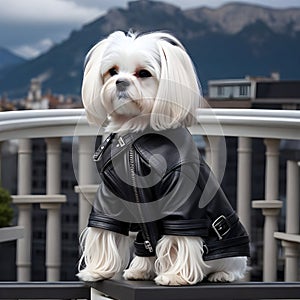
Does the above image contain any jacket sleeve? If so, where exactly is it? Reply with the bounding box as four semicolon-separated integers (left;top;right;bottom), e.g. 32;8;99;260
87;181;131;236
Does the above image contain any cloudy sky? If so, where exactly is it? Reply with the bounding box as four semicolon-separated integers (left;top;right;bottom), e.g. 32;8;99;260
1;0;300;59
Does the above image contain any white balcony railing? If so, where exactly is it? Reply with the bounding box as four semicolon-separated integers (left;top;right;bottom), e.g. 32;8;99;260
0;108;299;283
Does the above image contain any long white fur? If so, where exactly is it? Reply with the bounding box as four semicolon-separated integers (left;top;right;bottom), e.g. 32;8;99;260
154;235;209;285
123;235;247;285
151;38;201;130
77;228;130;281
154;235;247;285
79;30;248;285
81;31;202;133
123;256;156;280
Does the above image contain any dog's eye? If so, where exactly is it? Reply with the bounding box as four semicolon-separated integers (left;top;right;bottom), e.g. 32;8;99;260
108;67;118;76
137;69;152;78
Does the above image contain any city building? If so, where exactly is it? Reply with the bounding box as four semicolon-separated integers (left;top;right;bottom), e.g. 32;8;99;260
207;73;300;109
0;77;82;111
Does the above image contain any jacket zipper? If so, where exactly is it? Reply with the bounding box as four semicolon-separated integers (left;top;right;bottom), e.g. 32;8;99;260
129;146;154;253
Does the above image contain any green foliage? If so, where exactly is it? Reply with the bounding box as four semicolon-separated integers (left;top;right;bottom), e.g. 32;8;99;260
0;187;13;228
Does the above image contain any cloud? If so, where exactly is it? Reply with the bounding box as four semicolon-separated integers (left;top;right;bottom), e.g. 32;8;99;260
63;0;128;11
0;0;104;24
0;0;104;58
12;38;55;59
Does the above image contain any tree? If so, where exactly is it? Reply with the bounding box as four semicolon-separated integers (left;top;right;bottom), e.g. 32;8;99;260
0;187;13;227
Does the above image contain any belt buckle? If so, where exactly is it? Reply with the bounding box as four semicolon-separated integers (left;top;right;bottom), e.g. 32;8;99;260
212;215;230;240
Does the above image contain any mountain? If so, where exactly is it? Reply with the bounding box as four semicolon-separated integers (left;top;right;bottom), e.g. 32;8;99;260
184;2;300;34
0;48;26;70
1;0;300;97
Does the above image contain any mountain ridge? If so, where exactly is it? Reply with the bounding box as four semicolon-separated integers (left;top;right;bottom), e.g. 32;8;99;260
1;0;300;98
184;2;300;35
0;47;26;70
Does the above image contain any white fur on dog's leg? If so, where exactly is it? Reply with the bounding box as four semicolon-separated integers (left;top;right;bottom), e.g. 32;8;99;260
123;256;156;280
77;227;130;282
208;271;235;282
155;274;191;286
154;235;209;286
206;256;248;282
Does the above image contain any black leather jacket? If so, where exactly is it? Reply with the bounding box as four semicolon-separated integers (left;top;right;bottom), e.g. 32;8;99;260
89;127;250;260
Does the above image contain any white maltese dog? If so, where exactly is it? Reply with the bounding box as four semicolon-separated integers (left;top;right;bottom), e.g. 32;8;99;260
77;30;250;286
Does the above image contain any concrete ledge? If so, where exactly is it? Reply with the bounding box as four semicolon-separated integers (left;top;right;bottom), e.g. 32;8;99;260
75;185;98;194
12;195;67;205
0;109;300;142
87;277;300;300
274;232;300;243
0;226;24;243
252;200;282;209
0;282;90;299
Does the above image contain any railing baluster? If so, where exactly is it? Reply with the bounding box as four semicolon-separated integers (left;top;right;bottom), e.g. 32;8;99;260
264;139;280;201
16;139;32;281
253;138;282;282
18;139;32;195
204;136;211;166
46;138;61;194
78;136;97;234
286;161;299;242
237;137;252;281
284;160;300;281
44;137;62;281
15;203;32;281
208;136;221;181
237;137;252;234
14;195;66;283
40;199;66;282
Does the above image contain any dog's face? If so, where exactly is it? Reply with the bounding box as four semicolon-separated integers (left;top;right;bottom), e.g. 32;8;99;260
100;38;160;120
82;31;202;133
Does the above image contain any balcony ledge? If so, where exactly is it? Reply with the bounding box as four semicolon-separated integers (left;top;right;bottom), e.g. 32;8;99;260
12;195;67;205
274;232;300;243
0;109;300;141
252;200;283;209
88;277;300;300
0;226;24;243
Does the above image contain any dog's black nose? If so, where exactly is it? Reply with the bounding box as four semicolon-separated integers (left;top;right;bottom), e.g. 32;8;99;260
116;78;130;91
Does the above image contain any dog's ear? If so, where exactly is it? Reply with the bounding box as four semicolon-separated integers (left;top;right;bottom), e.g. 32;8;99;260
81;39;109;126
151;34;202;130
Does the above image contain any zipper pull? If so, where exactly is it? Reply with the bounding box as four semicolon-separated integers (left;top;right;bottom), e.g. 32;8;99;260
144;240;154;253
93;145;105;161
93;133;115;161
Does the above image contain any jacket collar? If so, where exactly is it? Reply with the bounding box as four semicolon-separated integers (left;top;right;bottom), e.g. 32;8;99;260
93;127;188;172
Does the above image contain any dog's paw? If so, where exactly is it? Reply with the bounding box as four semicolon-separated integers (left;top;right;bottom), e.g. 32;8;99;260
154;274;191;286
123;256;155;281
207;271;235;282
123;268;155;280
77;269;114;282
